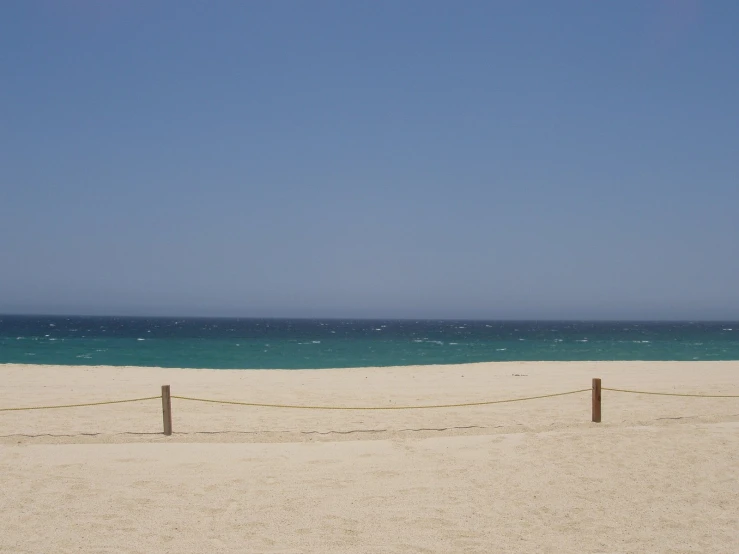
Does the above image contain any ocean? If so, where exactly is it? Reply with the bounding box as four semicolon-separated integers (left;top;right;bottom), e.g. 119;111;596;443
1;316;738;369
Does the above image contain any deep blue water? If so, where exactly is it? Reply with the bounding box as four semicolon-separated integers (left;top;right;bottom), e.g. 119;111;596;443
1;316;738;369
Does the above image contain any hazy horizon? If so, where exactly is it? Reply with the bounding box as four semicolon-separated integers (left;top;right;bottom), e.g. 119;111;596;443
2;311;738;324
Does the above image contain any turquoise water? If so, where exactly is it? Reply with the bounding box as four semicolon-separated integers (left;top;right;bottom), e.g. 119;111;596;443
1;316;738;369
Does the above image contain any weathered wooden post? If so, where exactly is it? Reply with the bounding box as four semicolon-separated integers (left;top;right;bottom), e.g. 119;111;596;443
592;378;601;423
162;385;172;435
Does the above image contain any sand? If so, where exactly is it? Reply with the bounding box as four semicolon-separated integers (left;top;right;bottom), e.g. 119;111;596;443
1;361;738;553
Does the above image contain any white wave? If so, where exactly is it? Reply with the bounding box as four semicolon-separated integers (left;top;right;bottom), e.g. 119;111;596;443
496;348;507;351
137;338;145;341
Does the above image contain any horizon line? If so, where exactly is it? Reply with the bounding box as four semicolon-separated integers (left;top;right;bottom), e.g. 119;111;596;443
1;313;738;323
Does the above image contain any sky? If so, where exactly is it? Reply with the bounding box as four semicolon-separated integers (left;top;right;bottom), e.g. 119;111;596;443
1;0;738;320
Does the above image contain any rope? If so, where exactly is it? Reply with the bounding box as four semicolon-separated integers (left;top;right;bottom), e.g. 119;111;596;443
3;386;735;413
0;396;161;412
171;389;591;410
603;388;739;398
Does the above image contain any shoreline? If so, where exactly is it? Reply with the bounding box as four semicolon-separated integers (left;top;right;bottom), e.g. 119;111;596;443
4;357;739;371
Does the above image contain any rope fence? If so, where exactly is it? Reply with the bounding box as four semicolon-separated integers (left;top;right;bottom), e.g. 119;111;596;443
1;379;737;435
170;389;591;411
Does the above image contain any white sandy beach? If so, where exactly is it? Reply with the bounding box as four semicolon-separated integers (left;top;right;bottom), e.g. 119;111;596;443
1;361;738;553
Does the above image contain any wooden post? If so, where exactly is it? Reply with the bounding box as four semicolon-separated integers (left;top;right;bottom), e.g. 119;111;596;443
592;378;601;423
162;385;172;436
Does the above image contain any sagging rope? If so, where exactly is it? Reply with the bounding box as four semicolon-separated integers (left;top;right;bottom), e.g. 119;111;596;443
603;387;739;398
2;386;738;413
0;396;161;412
170;389;592;410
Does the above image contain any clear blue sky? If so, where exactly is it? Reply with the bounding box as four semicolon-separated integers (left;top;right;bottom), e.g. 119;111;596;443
1;1;737;320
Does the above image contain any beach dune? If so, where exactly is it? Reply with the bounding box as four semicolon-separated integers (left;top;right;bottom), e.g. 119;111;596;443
1;361;738;553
